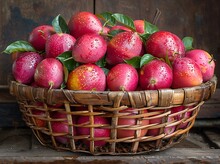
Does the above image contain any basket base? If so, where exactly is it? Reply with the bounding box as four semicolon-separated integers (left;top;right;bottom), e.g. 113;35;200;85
32;128;189;155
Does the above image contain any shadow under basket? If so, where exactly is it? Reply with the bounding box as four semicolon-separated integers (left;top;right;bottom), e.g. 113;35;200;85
9;75;217;155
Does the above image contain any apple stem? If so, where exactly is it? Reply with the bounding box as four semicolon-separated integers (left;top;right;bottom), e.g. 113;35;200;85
38;30;45;39
49;82;54;90
103;20;111;28
209;54;216;64
120;86;126;91
99;20;112;36
152;8;161;25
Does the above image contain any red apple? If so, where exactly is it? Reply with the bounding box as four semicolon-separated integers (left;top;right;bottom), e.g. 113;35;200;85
77;116;110;147
12;52;43;84
45;33;76;58
185;49;215;82
147;110;176;136
139;59;173;90
67;64;106;91
172;57;203;88
32;107;46;128
134;20;145;34
68;11;103;39
28;25;55;51
51;112;77;144
106;63;139;91
117;108;149;139
72;33;107;63
171;106;193;129
34;58;64;89
145;31;185;62
106;31;143;65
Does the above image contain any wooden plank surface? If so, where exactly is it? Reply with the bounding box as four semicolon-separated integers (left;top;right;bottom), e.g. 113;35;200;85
0;127;219;163
198;87;220;118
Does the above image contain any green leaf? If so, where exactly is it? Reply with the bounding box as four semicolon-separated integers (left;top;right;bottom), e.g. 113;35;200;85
61;66;68;89
97;12;116;27
125;54;156;68
112;13;135;31
96;56;107;68
140;54;155;68
3;40;36;54
61;82;66;89
95;56;109;75
56;51;79;72
102;67;109;75
52;14;69;34
182;37;193;51
125;56;141;68
164;54;172;68
144;20;159;34
139;33;151;43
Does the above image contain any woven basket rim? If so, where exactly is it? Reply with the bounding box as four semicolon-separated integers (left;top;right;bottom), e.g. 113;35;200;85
9;75;217;108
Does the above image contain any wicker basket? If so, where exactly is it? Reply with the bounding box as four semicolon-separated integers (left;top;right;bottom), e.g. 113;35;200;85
9;75;217;155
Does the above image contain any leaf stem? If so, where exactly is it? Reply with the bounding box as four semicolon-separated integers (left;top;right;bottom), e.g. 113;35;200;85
63;56;74;61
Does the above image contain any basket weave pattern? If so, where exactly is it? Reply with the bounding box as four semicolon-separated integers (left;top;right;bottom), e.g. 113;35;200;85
9;76;217;155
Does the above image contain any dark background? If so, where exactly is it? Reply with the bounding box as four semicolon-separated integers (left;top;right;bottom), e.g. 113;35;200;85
0;0;220;127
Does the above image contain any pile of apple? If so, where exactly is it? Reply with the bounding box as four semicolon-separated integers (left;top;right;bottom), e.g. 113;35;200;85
4;11;216;148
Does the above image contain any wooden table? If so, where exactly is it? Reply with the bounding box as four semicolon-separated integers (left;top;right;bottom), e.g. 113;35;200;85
0;122;220;164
